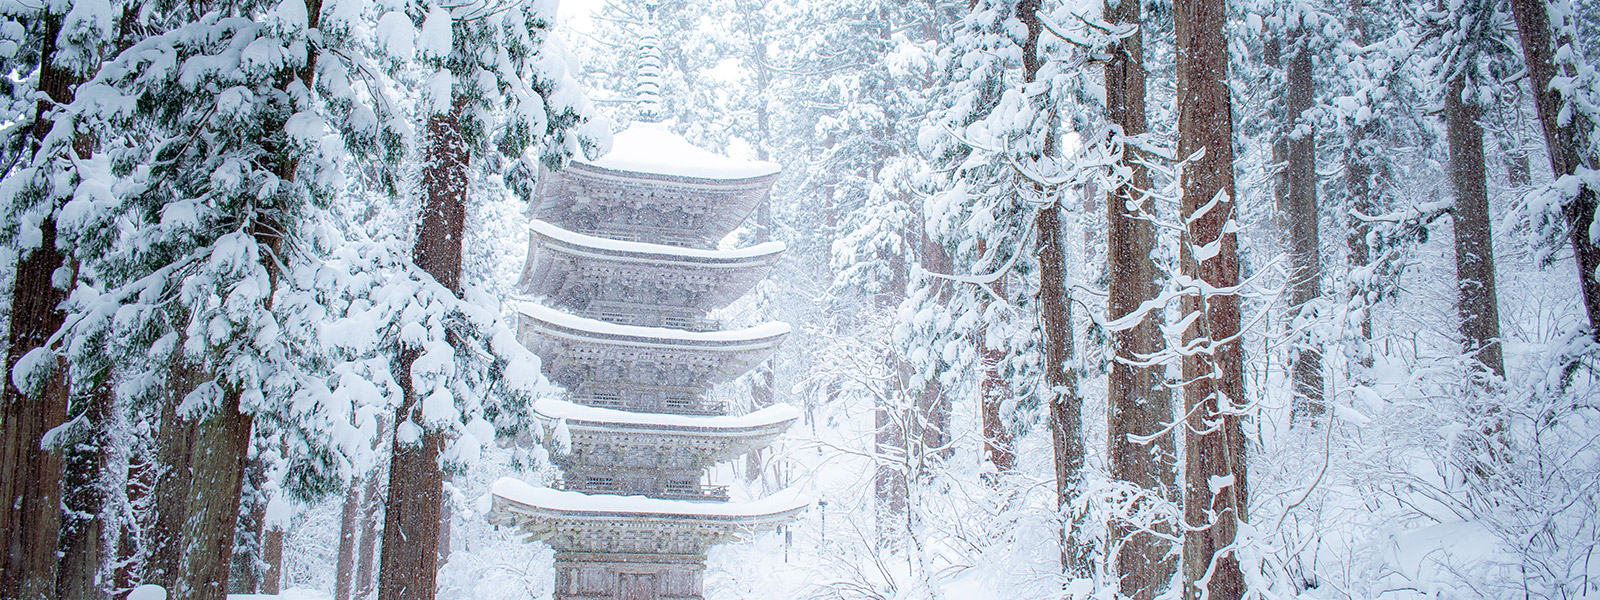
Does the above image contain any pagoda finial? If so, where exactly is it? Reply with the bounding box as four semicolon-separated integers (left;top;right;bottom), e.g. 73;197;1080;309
636;0;664;122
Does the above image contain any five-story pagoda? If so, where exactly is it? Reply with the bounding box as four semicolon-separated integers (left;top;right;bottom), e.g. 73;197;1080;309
486;8;804;598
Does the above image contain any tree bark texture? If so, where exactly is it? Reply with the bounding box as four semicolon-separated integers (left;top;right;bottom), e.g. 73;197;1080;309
353;465;385;600
1263;35;1288;234
172;392;256;600
147;359;205;589
56;382;116;600
116;446;157;594
1285;29;1324;422
1037;203;1089;578
378;346;446;600
261;526;284;595
917;228;954;465
1445;76;1507;377
335;479;363;600
230;446;271;594
979;266;1015;475
1175;0;1249;596
438;474;453;566
979;335;1015;474
1507;0;1600;338
873;363;909;545
1103;0;1177;596
262;528;284;595
0;13;77;599
379;96;469;600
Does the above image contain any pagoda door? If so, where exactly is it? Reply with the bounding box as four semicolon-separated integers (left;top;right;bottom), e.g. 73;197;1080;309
619;572;658;600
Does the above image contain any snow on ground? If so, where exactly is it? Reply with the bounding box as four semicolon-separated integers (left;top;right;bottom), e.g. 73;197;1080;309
229;592;333;600
126;586;332;600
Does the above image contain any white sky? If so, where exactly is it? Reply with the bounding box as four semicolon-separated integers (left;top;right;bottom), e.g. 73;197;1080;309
556;0;609;34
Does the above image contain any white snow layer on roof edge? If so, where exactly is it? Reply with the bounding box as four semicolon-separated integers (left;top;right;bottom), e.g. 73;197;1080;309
531;219;785;260
535;398;800;430
492;477;809;517
519;302;791;342
579;122;781;179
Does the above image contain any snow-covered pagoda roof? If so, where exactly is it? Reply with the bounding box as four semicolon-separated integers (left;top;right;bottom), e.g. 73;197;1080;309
534;124;780;248
489;478;808;523
535;398;799;436
518;219;783;314
518;302;789;350
538;399;799;473
582;122;780;180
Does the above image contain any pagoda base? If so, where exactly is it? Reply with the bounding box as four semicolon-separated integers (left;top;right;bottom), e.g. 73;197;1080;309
554;551;705;600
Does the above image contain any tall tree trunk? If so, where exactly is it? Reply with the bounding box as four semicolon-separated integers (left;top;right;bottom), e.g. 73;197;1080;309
353;465;385;600
873;364;909;546
1017;0;1088;578
1037;203;1088;577
116;443;157;594
1507;0;1600;338
335;479;363;600
1343;0;1376;381
379;96;469;600
979;329;1015;475
0;13;77;599
1285;29;1324;423
172;392;256;600
1175;0;1249;596
230;446;271;594
1445;76;1506;377
261;525;284;595
974;240;1016;476
147;358;205;589
874;207;912;546
56;382;116;600
438;474;453;566
1104;0;1177;595
1264;35;1288;236
1344;148;1376;376
172;0;321;593
917;229;954;465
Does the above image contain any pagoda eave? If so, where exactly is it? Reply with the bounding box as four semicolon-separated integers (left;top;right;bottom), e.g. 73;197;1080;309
518;303;789;353
489;479;808;526
563;159;781;187
538;399;800;438
534;163;779;246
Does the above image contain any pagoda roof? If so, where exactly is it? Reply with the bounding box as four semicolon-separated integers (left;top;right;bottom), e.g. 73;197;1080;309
535;398;799;437
528;219;785;262
518;303;789;351
519;220;783;313
534;130;780;247
489;478;808;523
581;122;780;180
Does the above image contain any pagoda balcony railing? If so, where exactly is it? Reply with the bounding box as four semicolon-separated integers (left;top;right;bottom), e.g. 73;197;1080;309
658;484;730;502
578;393;728;416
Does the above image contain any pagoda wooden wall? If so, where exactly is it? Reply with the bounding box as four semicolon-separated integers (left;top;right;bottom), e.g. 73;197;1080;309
556;554;704;600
